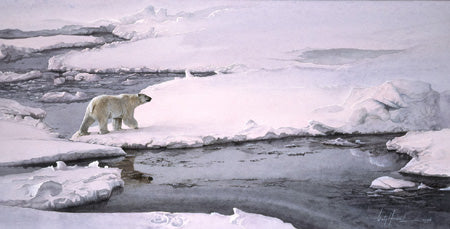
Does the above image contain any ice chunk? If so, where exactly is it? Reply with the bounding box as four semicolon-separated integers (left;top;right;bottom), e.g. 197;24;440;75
0;162;123;209
386;129;450;177
53;77;65;85
370;176;415;189
40;91;89;103
74;73;101;82
322;138;360;147
0;70;42;83
0;98;46;120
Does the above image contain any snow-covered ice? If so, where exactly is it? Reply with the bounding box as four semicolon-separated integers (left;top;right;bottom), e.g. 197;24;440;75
386;129;450;177
40;91;89;103
0;35;103;61
0;206;295;229
0;98;125;166
0;70;42;83
0;161;123;209
370;176;415;190
46;1;450;92
72;72;444;149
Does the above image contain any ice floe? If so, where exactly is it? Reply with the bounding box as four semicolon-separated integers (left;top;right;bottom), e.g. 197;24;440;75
386;129;450;177
0;35;103;61
370;176;415;190
72;69;446;149
0;70;42;83
0;98;125;166
40;91;89;103
0;206;294;229
0;161;123;209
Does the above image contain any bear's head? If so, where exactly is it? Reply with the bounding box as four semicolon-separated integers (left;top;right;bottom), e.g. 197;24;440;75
138;93;152;104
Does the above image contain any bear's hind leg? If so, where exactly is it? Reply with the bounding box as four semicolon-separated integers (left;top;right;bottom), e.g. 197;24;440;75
98;117;110;134
79;115;95;135
113;118;122;131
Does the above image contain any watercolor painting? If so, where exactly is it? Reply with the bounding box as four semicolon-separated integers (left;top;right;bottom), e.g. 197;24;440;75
0;1;449;228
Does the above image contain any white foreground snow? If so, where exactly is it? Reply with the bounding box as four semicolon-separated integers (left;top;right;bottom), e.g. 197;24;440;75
386;129;450;177
0;70;42;83
370;176;415;190
0;161;123;209
40;91;89;103
0;206;295;229
0;98;125;166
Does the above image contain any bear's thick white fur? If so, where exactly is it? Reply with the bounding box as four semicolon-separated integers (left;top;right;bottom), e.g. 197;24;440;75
73;93;151;137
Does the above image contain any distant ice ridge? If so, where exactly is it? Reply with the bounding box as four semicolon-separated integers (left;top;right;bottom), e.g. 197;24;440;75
0;70;42;83
387;129;450;177
0;98;125;166
71;68;446;149
0;35;104;61
0;206;295;229
0;161;123;210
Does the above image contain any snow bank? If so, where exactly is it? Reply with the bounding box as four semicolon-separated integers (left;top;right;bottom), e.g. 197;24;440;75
0;206;295;229
40;91;89;103
386;129;450;177
0;98;125;166
0;161;123;209
370;176;415;190
0;70;42;83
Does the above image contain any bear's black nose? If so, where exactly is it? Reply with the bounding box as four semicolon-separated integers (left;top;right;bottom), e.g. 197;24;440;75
146;97;152;102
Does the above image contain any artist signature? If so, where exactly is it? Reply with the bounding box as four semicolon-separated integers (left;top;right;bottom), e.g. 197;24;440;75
376;208;432;227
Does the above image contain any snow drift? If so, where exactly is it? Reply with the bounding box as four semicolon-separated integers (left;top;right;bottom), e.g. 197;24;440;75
0;161;123;209
386;129;450;177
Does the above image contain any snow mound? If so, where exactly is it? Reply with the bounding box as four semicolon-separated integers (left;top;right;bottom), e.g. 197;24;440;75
40;91;89;103
0;206;295;229
0;70;42;83
0;161;123;209
386;129;450;177
370;176;415;190
312;80;441;134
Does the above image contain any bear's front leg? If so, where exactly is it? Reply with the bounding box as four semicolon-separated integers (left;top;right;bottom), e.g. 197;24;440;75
98;117;110;134
124;117;138;129
113;118;122;131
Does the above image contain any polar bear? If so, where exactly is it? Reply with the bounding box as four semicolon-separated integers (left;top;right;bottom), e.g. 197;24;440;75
73;93;152;137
